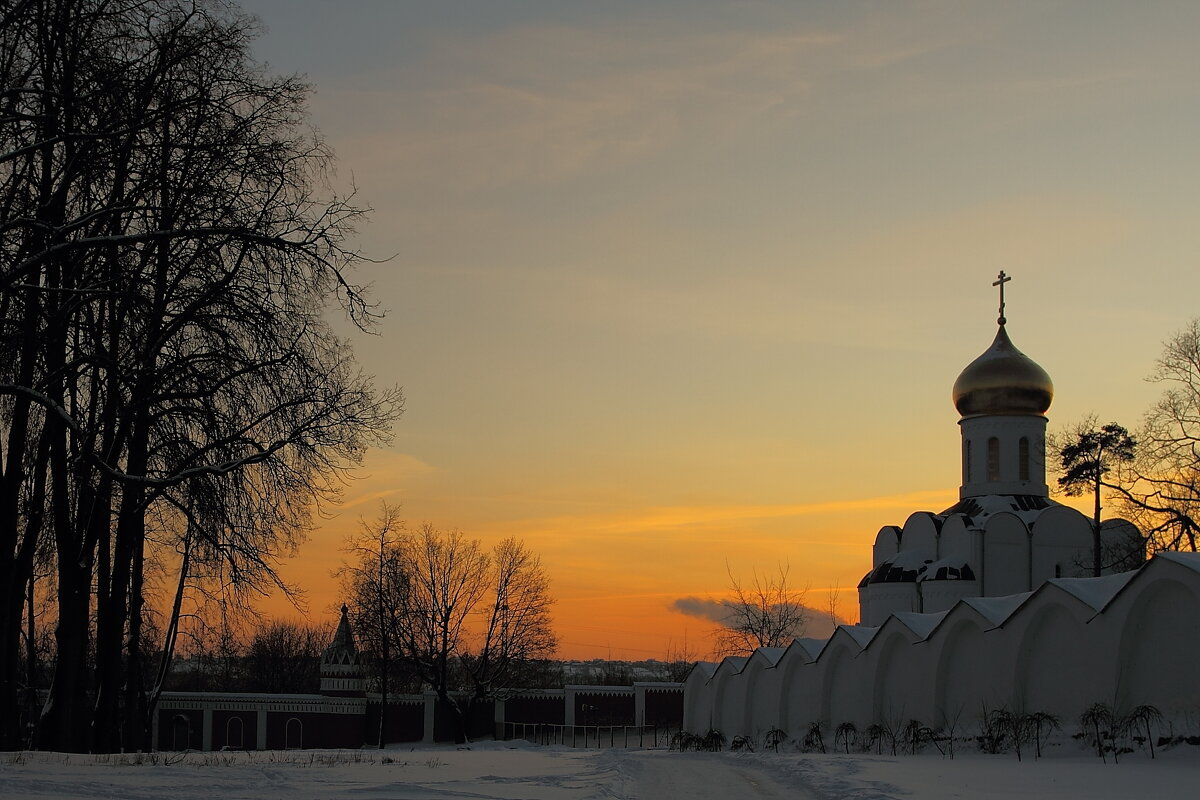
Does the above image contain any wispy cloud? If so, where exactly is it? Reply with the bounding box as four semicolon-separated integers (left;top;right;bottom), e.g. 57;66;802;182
337;450;440;511
670;596;732;625
670;595;849;640
498;488;952;540
315;16;974;196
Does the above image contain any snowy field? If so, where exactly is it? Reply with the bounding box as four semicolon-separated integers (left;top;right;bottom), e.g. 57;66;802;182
2;740;1198;799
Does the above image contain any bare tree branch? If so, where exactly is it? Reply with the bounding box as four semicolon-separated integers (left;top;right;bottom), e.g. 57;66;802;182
713;562;807;657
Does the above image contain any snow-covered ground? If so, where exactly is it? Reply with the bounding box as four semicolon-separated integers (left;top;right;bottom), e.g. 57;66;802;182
2;740;1198;799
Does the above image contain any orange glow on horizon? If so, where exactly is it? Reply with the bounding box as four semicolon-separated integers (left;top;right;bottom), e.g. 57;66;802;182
255;472;975;661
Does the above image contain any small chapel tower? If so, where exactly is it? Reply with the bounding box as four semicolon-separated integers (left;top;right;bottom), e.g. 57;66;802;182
319;604;366;697
951;271;1054;499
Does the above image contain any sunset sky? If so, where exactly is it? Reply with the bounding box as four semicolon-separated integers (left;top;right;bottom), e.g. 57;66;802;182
238;1;1200;660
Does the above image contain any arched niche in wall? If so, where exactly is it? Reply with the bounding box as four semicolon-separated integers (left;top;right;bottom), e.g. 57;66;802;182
682;665;717;732
1116;576;1200;712
982;512;1030;596
1012;598;1096;717
777;642;820;735
709;659;746;734
171;714;191;751
739;656;769;738
932;615;995;729
819;632;871;728
285;717;303;750
870;629;920;725
226;716;244;750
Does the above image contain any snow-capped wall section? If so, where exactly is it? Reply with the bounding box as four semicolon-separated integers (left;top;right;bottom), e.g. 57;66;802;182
888;610;948;640
684;553;1200;741
785;638;826;662
959;591;1034;627
1152;549;1200;574
1045;571;1136;613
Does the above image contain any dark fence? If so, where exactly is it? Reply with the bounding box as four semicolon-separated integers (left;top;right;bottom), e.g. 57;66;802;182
500;721;676;749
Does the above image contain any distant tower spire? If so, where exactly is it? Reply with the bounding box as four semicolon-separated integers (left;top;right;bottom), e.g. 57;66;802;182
320;603;364;696
993;270;1011;326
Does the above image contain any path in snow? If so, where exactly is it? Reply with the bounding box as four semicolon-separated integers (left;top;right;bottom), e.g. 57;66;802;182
595;750;817;800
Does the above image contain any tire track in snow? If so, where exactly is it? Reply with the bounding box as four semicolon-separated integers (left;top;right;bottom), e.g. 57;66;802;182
588;751;820;800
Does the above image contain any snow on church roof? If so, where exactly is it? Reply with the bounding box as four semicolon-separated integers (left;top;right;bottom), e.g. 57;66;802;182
863;551;976;587
938;492;1060;530
864;554;1190;645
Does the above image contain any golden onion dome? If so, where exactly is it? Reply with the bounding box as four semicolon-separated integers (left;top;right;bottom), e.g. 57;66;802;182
952;325;1053;417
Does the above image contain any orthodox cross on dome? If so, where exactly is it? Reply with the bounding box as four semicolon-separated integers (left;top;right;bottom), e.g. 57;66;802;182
993;270;1011;325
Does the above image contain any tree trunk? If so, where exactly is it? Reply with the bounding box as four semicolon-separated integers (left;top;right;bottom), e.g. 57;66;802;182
377;641;388;748
1093;470;1102;577
0;425;43;750
91;437;142;751
438;688;471;745
147;525;192;740
123;537;147;750
36;419;95;754
0;264;45;750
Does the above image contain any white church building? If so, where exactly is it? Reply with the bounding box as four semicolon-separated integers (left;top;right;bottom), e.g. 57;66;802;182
683;276;1200;741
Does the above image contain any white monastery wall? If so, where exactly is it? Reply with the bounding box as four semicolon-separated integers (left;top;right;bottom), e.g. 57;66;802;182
684;553;1200;742
681;664;716;732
